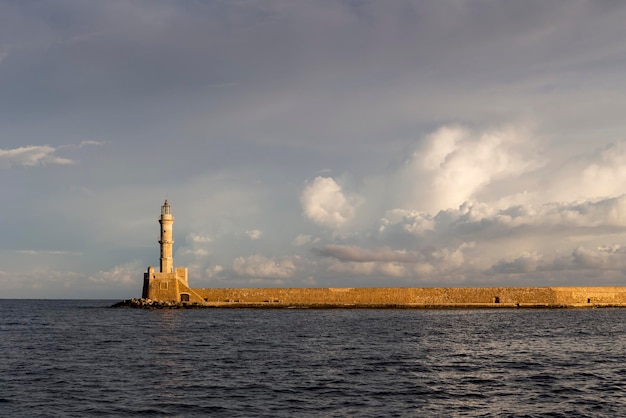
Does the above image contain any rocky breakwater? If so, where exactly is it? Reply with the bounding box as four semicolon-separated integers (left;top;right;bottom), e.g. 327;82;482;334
111;298;207;309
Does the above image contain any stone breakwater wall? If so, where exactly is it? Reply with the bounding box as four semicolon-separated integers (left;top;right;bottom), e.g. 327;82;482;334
192;286;626;307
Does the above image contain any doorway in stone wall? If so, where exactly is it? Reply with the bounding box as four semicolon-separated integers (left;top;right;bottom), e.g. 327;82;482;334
180;293;190;302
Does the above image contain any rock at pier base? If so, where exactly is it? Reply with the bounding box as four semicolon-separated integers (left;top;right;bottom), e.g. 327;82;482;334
111;298;207;309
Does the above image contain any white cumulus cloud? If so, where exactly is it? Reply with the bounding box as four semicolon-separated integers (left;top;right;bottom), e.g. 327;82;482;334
395;125;542;213
300;176;355;228
580;141;626;199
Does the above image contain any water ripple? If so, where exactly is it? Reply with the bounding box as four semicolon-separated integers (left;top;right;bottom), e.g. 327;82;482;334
2;301;626;416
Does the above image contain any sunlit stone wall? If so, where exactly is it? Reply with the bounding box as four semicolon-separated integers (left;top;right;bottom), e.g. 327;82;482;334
192;287;626;306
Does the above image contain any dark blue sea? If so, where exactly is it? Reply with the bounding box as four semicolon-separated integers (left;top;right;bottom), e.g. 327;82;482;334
1;300;626;417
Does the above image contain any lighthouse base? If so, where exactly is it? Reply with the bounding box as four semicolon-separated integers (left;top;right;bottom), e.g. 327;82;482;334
142;266;204;303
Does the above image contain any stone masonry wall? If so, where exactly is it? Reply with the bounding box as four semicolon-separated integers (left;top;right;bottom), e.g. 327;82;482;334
192;287;626;306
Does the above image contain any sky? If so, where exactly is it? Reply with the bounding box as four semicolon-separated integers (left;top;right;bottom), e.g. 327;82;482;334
3;0;626;298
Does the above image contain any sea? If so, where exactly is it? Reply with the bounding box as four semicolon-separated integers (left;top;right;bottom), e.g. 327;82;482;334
1;300;625;417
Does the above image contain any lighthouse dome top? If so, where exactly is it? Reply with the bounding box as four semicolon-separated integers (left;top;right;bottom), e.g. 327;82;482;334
161;199;171;215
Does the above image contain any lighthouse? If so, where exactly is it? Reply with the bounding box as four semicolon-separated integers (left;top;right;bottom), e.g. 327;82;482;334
159;200;174;273
142;200;194;302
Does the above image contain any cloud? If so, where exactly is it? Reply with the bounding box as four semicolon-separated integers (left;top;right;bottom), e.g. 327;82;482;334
292;234;315;246
488;252;544;275
232;254;298;279
328;261;416;279
316;243;474;279
572;245;626;270
300;176;355;228
59;140;105;150
0;145;74;168
205;264;224;279
245;229;263;240
486;244;626;279
60;140;105;149
0;269;83;295
380;195;626;243
314;245;420;263
79;140;104;147
393;125;542;213
579;141;626;199
176;233;213;265
188;233;211;243
308;131;626;283
181;248;209;257
88;260;143;285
